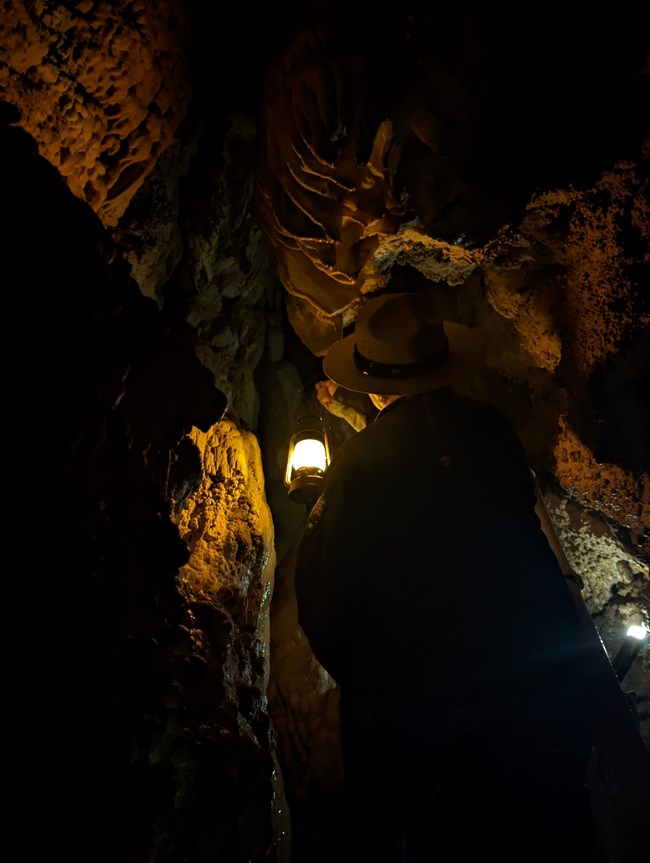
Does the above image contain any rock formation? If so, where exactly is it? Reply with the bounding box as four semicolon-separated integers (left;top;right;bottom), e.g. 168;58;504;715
2;2;648;861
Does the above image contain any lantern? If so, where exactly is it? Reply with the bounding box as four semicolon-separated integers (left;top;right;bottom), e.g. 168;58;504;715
612;623;648;683
285;414;331;505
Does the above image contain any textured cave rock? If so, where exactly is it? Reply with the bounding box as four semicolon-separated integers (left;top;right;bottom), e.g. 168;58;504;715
3;2;649;862
255;2;650;563
170;419;280;861
256;2;650;853
3;110;273;861
1;0;193;227
3;106;279;862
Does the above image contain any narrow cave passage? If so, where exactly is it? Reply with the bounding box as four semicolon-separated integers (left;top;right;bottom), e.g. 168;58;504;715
2;2;648;861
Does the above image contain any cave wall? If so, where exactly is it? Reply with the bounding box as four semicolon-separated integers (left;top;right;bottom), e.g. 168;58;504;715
1;0;193;227
255;1;650;559
2;2;648;862
256;9;650;832
2;3;288;860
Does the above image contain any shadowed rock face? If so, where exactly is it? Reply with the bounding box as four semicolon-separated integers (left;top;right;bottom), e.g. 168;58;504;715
1;1;193;226
255;2;649;560
257;9;650;844
4;2;646;552
2;1;648;861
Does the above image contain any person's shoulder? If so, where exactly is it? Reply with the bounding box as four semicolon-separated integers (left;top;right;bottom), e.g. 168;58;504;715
442;390;521;440
454;390;511;419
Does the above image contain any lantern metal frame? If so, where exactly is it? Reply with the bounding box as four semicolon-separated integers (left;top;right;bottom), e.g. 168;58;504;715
284;414;331;505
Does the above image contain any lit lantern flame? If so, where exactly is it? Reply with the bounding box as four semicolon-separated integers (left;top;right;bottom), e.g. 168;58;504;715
290;438;328;473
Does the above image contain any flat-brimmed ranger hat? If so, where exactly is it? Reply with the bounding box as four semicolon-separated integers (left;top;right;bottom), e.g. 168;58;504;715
323;292;485;395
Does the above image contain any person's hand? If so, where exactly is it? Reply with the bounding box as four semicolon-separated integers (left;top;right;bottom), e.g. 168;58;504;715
315;379;338;411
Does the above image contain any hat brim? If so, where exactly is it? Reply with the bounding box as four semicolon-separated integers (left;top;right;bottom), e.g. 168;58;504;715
323;321;485;395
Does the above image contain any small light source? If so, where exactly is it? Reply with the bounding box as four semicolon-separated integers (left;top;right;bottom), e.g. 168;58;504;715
285;415;330;505
612;623;648;683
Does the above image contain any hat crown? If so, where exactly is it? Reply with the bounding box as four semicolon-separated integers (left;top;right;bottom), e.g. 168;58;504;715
355;293;447;367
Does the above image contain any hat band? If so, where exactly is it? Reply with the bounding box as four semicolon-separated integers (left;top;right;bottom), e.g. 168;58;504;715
353;340;449;380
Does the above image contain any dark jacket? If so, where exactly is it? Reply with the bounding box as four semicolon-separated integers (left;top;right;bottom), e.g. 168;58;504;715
294;388;597;741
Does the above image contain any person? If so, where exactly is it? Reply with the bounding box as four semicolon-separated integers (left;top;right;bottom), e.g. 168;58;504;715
293;292;602;862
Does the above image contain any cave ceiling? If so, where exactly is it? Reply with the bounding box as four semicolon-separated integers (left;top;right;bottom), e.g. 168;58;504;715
2;1;649;566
